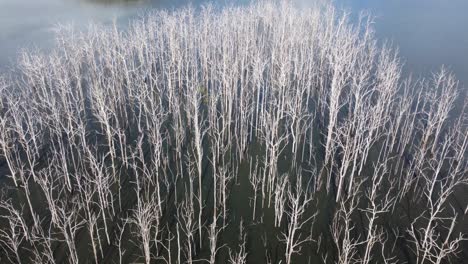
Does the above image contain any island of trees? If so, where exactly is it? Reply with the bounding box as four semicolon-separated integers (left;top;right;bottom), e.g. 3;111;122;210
0;1;466;263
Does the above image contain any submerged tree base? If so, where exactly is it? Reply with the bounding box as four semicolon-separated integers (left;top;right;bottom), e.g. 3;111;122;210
0;1;467;263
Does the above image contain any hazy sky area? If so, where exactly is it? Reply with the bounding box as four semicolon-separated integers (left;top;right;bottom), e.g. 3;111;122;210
0;0;467;87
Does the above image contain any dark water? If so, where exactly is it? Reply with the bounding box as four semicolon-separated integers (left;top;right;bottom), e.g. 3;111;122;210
0;1;466;262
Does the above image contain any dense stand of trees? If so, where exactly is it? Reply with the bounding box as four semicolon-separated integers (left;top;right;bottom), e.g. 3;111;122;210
0;1;466;263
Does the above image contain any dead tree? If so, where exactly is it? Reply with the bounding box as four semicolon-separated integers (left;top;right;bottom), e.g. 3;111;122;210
0;199;28;264
331;182;362;264
260;105;289;208
206;213;225;264
186;82;207;247
177;196;198;264
54;199;84;264
85;147;115;244
129;195;162;264
274;174;288;227
360;155;396;264
280;172;316;264
0;103;20;187
408;129;467;264
228;219;248;264
249;157;262;221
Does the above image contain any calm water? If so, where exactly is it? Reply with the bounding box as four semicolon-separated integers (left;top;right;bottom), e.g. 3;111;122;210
0;0;226;69
337;0;468;88
1;0;467;87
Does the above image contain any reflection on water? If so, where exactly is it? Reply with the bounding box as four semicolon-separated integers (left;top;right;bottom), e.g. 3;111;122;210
0;0;212;69
0;0;142;69
337;0;468;87
82;0;147;4
1;0;468;89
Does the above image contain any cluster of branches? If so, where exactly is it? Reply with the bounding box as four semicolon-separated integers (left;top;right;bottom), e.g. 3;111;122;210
0;1;466;263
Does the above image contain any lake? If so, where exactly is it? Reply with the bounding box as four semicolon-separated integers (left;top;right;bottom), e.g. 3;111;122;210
336;0;468;88
1;0;467;87
0;1;467;262
0;0;238;70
